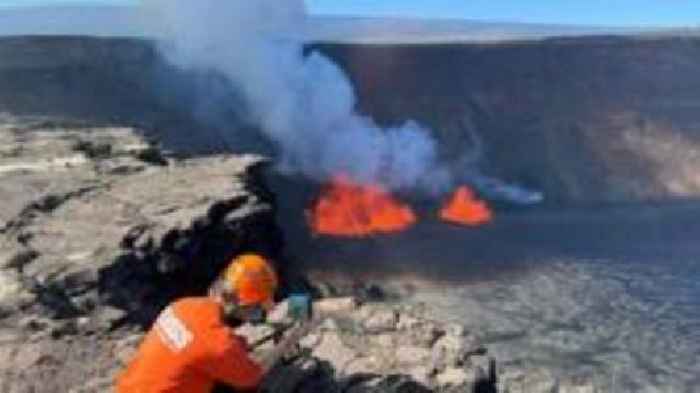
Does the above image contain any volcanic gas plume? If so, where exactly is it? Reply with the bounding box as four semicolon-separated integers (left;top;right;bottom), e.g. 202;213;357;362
141;0;453;193
142;0;505;238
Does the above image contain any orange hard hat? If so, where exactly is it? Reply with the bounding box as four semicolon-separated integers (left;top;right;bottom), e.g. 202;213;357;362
224;254;278;309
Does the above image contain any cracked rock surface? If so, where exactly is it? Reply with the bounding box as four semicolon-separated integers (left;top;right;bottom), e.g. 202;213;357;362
244;299;491;393
239;299;595;393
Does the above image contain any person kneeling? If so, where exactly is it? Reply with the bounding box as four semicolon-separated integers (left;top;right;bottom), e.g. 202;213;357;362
116;253;308;393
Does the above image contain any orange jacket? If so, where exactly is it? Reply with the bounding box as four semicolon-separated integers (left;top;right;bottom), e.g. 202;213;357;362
116;297;263;393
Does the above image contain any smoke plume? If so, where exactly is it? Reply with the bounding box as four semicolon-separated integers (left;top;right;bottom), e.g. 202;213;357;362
142;0;451;192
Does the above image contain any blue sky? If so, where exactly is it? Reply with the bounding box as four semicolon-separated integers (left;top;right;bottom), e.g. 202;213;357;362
1;0;699;27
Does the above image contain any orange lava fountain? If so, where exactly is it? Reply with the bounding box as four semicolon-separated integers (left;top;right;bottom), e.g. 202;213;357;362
440;186;493;226
309;175;416;237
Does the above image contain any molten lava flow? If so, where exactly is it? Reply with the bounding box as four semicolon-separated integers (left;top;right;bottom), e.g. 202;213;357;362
440;186;493;226
309;176;416;237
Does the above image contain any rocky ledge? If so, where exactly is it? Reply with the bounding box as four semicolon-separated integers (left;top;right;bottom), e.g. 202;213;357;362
0;116;595;393
0;115;280;392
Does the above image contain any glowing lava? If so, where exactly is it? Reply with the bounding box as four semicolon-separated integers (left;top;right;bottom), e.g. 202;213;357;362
309;175;416;237
440;186;493;226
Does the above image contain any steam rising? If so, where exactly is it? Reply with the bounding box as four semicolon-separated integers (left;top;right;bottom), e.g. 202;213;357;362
142;0;451;192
